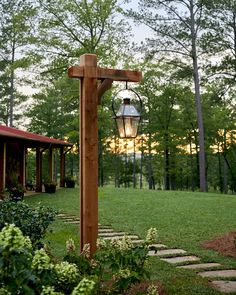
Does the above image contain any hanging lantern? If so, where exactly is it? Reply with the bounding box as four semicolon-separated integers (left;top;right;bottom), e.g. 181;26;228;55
112;84;142;139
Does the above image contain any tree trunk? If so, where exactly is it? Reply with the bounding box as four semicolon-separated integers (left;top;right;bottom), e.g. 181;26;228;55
189;137;195;191
133;139;136;188
223;157;228;194
217;145;223;193
9;41;16;127
164;133;170;190
190;0;207;192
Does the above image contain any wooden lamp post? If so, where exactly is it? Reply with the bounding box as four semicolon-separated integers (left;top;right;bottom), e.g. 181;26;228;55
68;54;142;255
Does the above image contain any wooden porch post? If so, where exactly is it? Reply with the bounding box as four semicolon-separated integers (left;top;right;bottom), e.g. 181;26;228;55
49;147;53;181
36;147;42;192
68;54;142;255
0;143;6;192
60;147;65;187
19;144;26;186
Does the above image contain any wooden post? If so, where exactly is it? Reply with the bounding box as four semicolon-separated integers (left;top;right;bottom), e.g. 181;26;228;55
36;147;42;192
60;147;65;187
0;143;6;192
68;54;142;255
79;54;98;254
49;147;53;181
19;144;26;186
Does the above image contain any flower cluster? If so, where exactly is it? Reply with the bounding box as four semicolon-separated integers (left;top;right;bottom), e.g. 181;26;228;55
32;248;53;271
147;284;159;295
81;243;90;258
71;278;95;295
66;238;76;253
119;236;133;251
110;236;133;251
115;268;131;279
55;262;79;285
145;227;158;245
40;286;63;295
0;286;11;295
0;224;32;252
96;238;107;249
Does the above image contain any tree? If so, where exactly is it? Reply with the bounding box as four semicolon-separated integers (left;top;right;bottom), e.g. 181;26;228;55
35;0;131;77
129;0;209;191
0;0;37;126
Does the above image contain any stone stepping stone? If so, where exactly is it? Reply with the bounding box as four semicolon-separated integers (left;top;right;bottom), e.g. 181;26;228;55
161;255;200;264
148;249;187;257
177;263;221;270
210;281;236;293
98;232;126;237
149;244;167;249
103;235;140;240
98;224;111;229
64;221;80;224
199;270;236;278
98;229;114;233
132;239;144;244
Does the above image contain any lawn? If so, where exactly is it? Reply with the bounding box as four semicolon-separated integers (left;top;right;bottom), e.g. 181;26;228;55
25;187;236;295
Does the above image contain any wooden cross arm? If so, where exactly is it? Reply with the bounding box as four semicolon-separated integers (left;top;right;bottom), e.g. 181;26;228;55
68;66;142;82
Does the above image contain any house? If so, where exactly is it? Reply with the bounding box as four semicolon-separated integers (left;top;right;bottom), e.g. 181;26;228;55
0;125;73;193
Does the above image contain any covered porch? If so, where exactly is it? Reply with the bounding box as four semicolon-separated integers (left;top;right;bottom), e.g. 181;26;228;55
0;125;73;193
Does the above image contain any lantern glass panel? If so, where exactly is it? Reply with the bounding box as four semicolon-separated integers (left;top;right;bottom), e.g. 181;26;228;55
116;117;125;138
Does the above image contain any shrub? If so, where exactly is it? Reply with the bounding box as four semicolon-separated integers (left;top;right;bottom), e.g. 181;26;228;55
64;230;158;294
0;224;33;294
0;200;57;248
0;224;157;295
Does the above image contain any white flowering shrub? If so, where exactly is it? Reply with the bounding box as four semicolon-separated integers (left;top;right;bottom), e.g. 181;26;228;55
71;278;95;295
147;284;159;295
54;261;80;293
40;286;63;295
0;225;157;294
0;287;11;295
145;227;158;245
0;223;32;252
32;248;53;271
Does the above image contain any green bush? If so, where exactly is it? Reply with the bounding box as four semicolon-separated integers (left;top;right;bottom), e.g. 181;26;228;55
0;200;57;248
0;224;157;295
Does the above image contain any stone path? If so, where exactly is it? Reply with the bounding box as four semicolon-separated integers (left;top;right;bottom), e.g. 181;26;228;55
57;213;236;293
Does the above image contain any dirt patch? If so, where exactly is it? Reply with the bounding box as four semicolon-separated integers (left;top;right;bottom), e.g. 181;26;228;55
202;231;236;258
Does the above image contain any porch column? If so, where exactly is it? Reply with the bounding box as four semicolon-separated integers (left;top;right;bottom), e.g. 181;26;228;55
0;143;6;192
60;147;65;187
36;147;42;192
19;144;26;186
49;147;54;181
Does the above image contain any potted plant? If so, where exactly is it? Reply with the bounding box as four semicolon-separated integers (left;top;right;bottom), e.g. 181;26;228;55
65;176;76;188
8;183;25;201
44;180;57;193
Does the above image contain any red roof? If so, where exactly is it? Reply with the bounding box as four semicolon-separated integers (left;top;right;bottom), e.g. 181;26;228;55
0;125;72;146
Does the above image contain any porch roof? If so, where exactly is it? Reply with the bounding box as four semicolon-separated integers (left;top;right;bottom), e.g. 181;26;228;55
0;125;73;147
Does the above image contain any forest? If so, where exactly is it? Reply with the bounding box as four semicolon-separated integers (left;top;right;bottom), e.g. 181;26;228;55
1;0;236;193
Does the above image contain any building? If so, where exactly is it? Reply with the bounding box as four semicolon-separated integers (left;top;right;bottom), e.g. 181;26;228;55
0;125;73;193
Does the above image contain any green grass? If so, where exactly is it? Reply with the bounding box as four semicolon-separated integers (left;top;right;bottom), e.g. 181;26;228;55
25;187;236;295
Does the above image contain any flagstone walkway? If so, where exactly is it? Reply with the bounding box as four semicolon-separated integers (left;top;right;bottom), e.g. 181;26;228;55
57;213;236;294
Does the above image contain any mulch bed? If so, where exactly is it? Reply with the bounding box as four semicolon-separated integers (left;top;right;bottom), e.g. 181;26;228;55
202;231;236;258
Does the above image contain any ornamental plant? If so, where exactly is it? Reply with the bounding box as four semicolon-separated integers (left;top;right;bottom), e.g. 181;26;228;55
64;229;158;294
0;200;57;248
0;224;157;295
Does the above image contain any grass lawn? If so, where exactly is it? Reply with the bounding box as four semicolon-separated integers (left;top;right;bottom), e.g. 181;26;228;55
25;187;236;295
